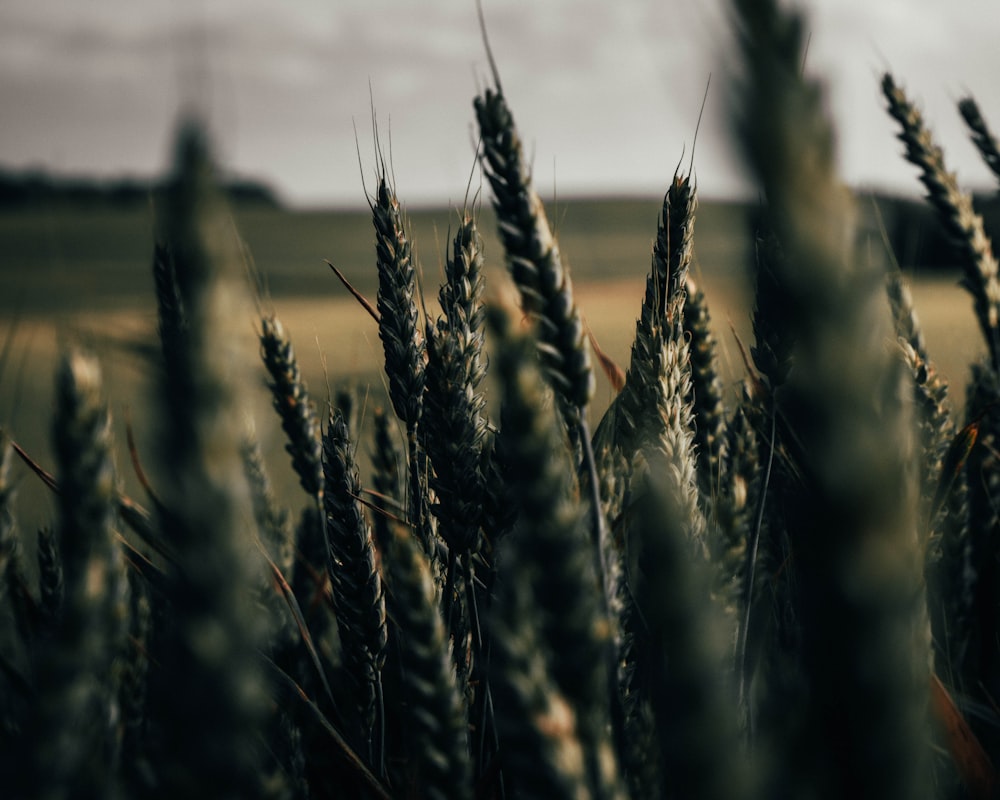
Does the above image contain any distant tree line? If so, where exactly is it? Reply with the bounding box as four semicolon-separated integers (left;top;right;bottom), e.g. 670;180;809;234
866;192;999;269
755;190;1000;270
0;167;282;209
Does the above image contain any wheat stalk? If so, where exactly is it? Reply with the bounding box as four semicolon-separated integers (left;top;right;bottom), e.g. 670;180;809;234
152;121;269;798
735;3;932;797
490;304;624;799
28;349;126;799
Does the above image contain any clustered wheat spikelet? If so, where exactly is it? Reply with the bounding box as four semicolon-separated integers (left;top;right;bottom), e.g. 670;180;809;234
322;408;387;770
242;432;295;578
684;276;727;501
422;217;488;555
373;177;426;429
607;171;699;466
382;521;470;799
371;174;432;558
260;314;324;502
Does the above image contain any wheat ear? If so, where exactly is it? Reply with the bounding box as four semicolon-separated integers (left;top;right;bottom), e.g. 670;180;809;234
371;175;432;556
736;3;932;797
119;568;152;791
883;73;1000;372
322;408;388;774
29;349;126;798
260;314;324;504
35;526;63;630
423;215;488;555
474;86;594;414
898;339;972;687
152;120;268;797
369;406;403;553
241;433;295;580
963;363;1000;705
382;521;471;800
490;304;625;799
487;490;593;800
684;276;727;501
958;96;1000;187
612;171;698;460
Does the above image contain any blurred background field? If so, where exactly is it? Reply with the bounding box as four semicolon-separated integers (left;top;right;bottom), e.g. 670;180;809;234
0;194;986;534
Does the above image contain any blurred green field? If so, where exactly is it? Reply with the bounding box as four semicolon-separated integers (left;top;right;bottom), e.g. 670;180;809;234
0;198;986;534
0;196;753;311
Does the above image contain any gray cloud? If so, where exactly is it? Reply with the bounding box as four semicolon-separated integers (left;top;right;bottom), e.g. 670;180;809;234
1;0;998;205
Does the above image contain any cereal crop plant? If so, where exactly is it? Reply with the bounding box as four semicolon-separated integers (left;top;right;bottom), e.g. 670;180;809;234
0;0;997;798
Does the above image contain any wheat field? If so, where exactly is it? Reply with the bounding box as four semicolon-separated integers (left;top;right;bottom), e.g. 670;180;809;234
0;0;998;798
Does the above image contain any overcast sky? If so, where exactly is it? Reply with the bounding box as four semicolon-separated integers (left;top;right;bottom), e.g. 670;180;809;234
2;0;999;207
